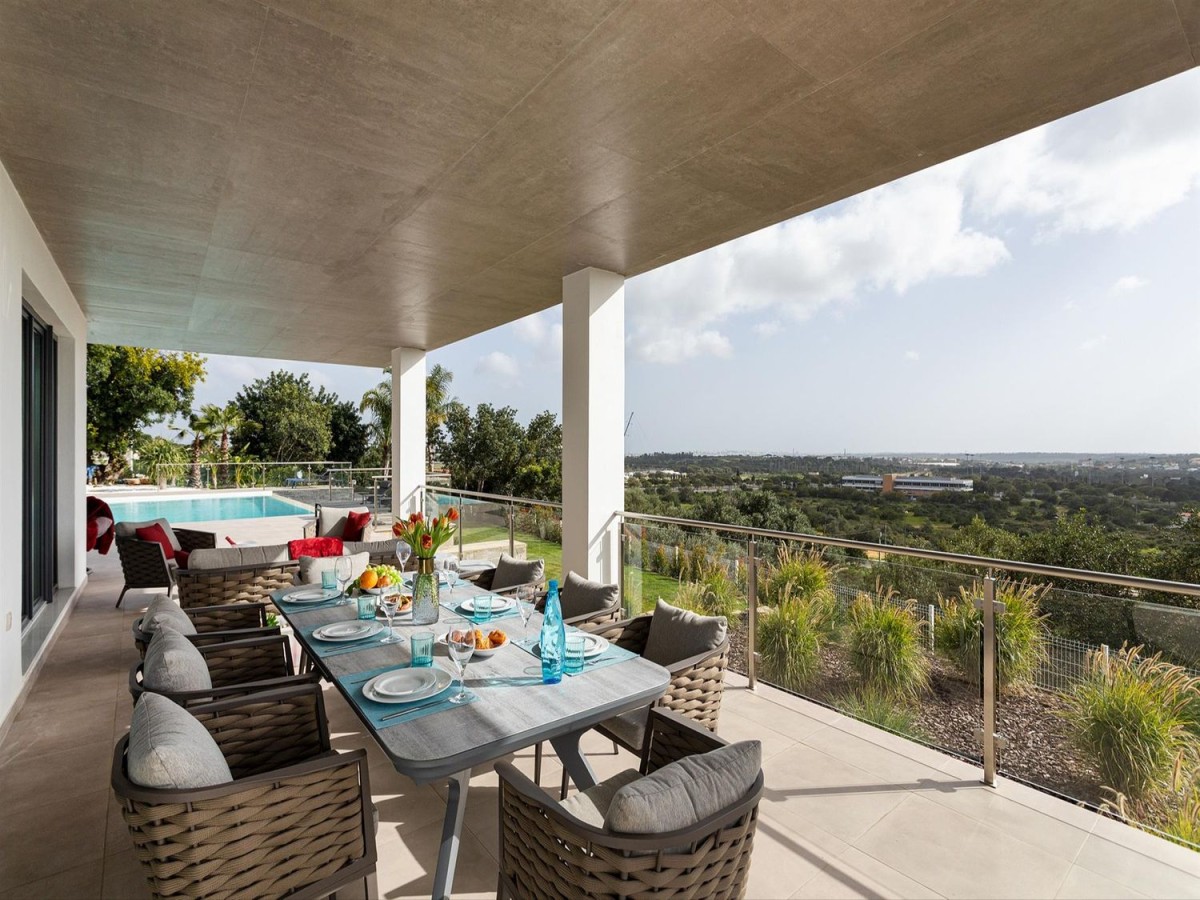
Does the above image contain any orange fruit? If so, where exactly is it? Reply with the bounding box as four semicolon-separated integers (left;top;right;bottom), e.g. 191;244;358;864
358;570;378;590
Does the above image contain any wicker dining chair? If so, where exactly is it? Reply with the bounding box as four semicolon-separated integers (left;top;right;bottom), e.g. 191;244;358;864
112;684;377;900
131;600;277;658
115;525;216;607
177;559;300;609
130;632;316;707
497;709;763;900
470;554;546;597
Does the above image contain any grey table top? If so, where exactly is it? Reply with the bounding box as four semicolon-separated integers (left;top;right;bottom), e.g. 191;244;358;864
277;585;669;782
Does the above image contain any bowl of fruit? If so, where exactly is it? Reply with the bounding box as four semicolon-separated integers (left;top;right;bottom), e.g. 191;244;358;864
443;628;508;658
358;564;404;594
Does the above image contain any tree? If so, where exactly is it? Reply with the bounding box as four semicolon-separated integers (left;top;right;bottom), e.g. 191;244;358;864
441;402;563;500
200;402;249;487
426;363;454;468
359;371;392;472
86;345;205;482
322;393;369;466
234;371;331;462
176;407;219;488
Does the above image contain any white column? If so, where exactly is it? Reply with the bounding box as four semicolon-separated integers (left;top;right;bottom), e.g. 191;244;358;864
390;347;426;519
561;267;625;585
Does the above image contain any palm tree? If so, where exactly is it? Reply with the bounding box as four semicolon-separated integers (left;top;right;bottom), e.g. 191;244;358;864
176;408;218;489
426;364;453;469
360;370;392;473
202;402;247;487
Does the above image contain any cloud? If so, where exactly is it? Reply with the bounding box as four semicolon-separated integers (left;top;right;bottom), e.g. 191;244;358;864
753;321;781;338
904;350;920;362
513;309;563;354
1079;335;1109;352
475;351;519;380
627;164;1009;363
1111;275;1148;294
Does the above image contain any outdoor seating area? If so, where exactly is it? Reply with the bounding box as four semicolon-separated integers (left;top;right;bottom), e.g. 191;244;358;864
3;539;1199;899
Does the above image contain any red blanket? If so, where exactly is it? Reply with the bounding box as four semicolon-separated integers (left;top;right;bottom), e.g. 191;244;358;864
288;537;345;560
86;496;115;554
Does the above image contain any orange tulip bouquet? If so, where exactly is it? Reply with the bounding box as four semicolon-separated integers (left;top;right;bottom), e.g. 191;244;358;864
391;507;459;559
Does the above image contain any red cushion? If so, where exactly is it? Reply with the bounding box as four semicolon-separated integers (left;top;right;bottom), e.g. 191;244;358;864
288;537;345;560
175;549;190;570
344;511;372;542
135;523;175;560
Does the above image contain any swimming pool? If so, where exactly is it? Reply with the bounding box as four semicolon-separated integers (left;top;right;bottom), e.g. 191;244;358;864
104;493;311;525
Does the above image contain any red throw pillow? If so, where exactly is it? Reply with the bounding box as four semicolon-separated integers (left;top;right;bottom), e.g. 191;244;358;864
288;537;345;560
135;523;175;561
344;511;372;542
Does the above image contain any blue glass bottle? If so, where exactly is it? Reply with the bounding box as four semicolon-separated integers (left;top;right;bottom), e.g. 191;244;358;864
540;579;565;684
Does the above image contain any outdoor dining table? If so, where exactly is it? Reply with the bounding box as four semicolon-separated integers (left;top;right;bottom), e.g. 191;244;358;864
272;580;670;900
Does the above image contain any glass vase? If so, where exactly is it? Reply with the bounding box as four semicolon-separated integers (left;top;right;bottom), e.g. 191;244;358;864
411;556;440;625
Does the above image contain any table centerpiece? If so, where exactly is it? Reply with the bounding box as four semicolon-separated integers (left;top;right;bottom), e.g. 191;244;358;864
393;507;458;624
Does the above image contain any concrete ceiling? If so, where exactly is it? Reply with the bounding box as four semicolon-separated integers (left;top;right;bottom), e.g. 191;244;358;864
0;1;1196;366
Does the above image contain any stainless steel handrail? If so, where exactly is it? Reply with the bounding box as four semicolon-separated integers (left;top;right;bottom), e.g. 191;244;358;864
620;511;1200;598
424;486;564;510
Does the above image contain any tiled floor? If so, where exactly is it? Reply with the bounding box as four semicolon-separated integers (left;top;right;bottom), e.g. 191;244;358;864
2;545;1199;899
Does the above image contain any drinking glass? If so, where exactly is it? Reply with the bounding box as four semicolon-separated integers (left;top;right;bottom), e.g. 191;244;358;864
410;631;434;667
472;594;493;624
334;555;353;606
396;541;412;573
516;584;535;629
447;630;475;703
379;591;401;644
444;561;460;594
565;634;587;675
320;569;337;592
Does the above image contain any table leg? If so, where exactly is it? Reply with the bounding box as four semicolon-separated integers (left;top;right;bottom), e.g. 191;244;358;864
549;730;597;792
431;769;470;900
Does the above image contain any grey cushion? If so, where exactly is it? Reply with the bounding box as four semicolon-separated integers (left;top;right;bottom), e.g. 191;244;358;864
606;740;761;834
186;543;289;571
142;626;213;694
140;594;196;637
561;571;619;620
642;600;727;668
115;517;181;551
318;506;370;538
127;693;232;789
298;551;370;585
492;554;545;591
343;539;397;559
560;769;642;829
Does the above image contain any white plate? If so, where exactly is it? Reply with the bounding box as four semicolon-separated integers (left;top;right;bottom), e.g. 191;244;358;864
287;587;340;603
313;621;383;642
535;633;606;658
365;666;452;703
459;595;513;614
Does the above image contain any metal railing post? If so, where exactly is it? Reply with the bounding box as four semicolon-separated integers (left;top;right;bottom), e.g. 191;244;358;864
508;503;516;556
982;575;998;786
619;519;627;616
457;501;465;560
747;539;758;691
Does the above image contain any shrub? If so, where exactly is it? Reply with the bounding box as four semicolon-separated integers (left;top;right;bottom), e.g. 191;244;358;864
846;587;929;700
757;595;831;691
672;565;743;619
1061;646;1200;800
839;689;924;740
934;581;1049;692
760;545;837;609
650;544;669;575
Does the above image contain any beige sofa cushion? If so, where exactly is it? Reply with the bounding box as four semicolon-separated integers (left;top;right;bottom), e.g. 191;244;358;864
298;551;370;584
318;506;370;538
187;544;290;571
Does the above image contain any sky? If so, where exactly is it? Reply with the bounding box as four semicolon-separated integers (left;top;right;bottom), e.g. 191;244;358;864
189;69;1200;456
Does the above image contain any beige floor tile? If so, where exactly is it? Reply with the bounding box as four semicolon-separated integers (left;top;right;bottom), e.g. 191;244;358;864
0;789;108;887
743;817;831;899
100;848;151;899
791;846;945;899
715;708;799;761
0;859;103;900
1072;835;1200;900
1054;865;1151;900
761;743;909;843
373;823;498;899
0;739;114;812
0;696;117;765
802;721;951;785
854;794;1073;899
1087;813;1200;873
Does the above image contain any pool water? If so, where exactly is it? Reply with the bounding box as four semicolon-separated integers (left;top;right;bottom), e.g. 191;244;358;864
104;493;310;525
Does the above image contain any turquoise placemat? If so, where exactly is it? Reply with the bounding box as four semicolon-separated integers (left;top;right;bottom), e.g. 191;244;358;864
298;620;395;658
335;663;477;729
514;635;638;676
272;586;347;615
440;599;521;622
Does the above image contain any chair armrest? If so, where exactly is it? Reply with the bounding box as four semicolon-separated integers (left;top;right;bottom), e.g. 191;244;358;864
641;708;728;774
189;683;332;778
116;537;173;586
302;519;317;539
487;579;543;598
174;528;217;553
564;600;622;629
186;601;272;631
198;633;295;686
472;568;497;591
584;613;652;655
130;665;320;706
190;626;281;649
659;641;728;733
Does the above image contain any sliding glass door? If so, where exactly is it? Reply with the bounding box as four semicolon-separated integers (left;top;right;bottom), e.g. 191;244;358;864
22;306;57;624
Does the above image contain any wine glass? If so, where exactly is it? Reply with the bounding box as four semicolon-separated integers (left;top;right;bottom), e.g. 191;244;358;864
516;584;535;629
443;558;459;594
379;590;401;644
446;629;475;704
334;555;353;606
396;540;412;572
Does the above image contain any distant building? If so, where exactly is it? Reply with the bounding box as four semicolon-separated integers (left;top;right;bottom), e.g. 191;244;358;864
842;474;974;495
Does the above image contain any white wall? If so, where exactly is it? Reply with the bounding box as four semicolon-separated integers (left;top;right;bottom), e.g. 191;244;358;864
0;159;88;725
390;346;426;518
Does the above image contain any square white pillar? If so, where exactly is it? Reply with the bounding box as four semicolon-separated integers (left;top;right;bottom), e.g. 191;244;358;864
390;347;426;519
562;267;625;585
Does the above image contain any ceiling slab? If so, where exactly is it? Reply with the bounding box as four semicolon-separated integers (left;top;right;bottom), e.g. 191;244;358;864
0;0;1194;366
